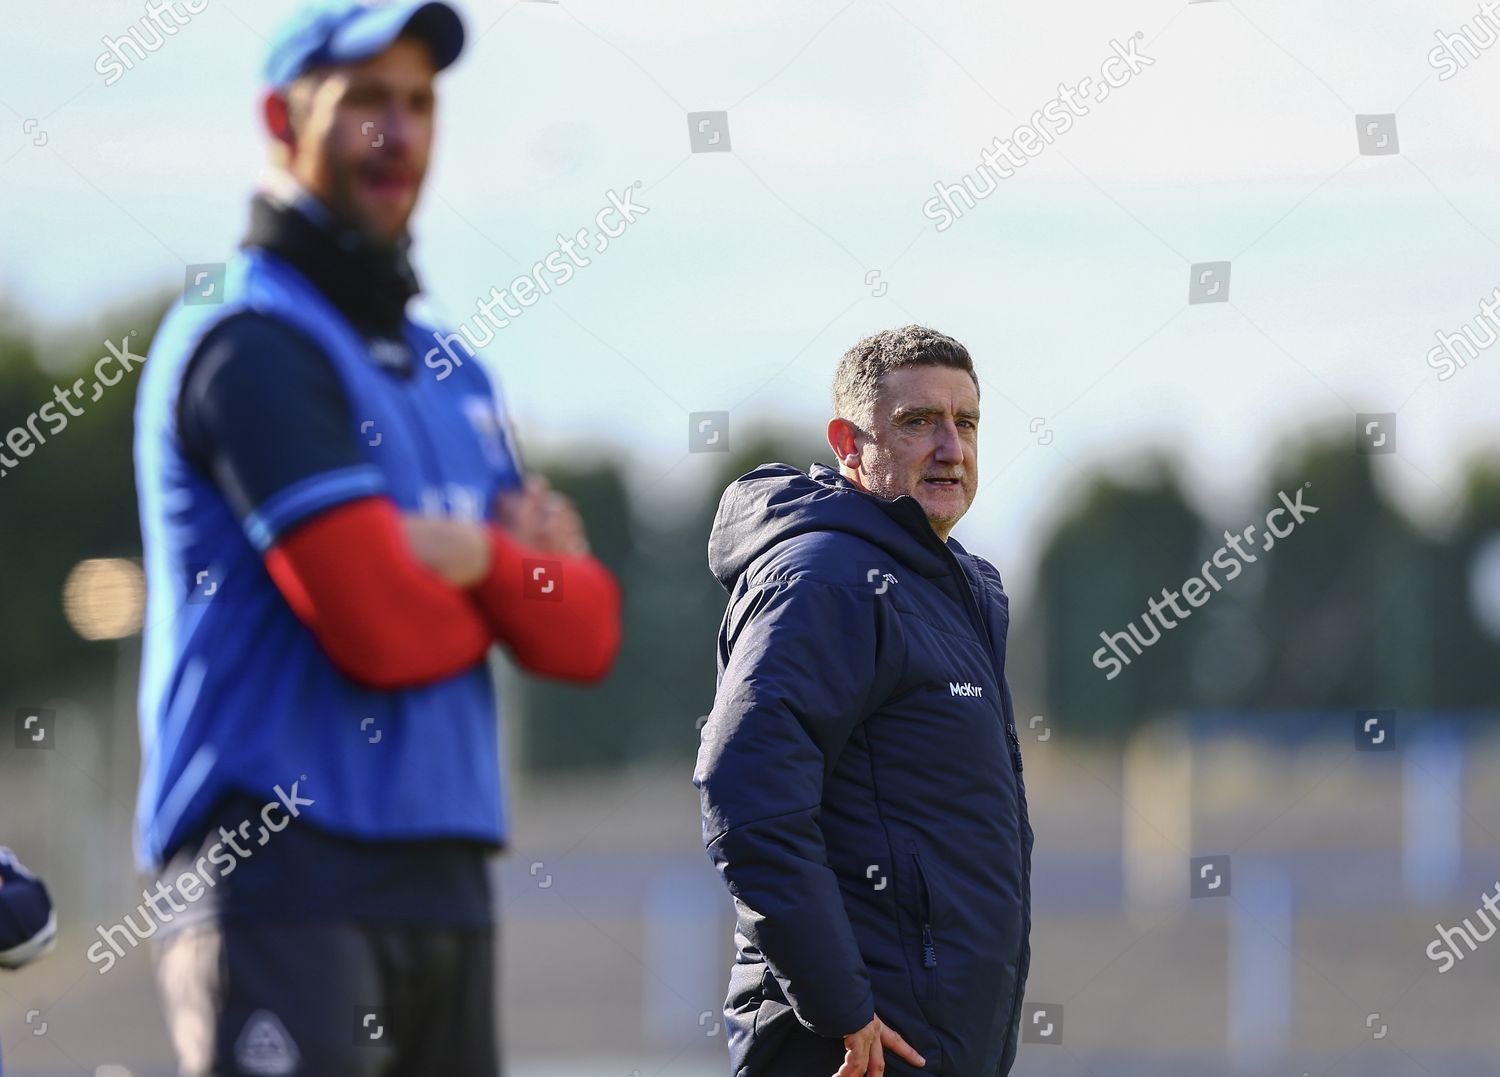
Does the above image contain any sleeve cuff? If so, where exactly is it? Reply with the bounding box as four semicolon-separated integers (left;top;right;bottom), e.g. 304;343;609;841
243;465;386;551
794;992;875;1039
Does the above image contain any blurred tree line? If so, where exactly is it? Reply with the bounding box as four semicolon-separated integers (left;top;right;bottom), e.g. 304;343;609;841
0;297;166;710
3;298;1498;768
1039;444;1500;736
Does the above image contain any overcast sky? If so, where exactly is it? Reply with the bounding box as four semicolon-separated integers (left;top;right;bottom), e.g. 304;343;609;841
4;0;1499;595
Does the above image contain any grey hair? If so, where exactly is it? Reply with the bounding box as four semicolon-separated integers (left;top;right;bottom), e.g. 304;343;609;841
831;324;979;430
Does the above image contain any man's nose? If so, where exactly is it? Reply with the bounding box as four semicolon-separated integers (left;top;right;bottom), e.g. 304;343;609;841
373;105;413;151
932;420;964;463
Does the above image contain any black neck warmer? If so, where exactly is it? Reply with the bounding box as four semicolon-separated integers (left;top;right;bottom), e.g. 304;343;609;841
241;191;421;343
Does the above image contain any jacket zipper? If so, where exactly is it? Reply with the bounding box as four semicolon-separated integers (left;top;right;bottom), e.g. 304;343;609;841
934;541;1029;1062
891;495;1029;1063
942;547;1023;775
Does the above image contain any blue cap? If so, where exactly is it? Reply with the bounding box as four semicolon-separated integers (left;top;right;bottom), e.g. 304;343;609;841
263;1;465;88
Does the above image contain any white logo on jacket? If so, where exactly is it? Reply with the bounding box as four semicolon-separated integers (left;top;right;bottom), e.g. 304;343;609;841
949;681;984;698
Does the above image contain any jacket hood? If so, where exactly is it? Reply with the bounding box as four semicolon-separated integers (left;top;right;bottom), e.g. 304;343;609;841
708;462;959;590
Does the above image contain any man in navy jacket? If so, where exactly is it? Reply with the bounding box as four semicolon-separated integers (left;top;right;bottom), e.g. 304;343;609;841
0;847;56;1071
695;325;1033;1077
0;848;54;971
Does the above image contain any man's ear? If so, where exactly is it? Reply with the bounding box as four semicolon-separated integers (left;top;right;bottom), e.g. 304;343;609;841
826;416;861;470
263;91;295;149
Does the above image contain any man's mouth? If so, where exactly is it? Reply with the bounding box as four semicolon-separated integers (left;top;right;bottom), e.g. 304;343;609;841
923;476;963;488
361;164;416;199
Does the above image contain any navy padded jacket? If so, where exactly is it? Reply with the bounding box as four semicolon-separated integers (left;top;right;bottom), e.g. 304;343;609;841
695;463;1033;1077
0;848;54;971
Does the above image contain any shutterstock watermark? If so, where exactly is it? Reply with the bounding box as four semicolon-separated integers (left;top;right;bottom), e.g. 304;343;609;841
922;34;1155;231
1425;284;1500;380
1428;1;1500;80
424;183;649;380
1092;485;1319;680
1426;880;1500;973
1;334;147;481
86;780;313;974
94;0;211;87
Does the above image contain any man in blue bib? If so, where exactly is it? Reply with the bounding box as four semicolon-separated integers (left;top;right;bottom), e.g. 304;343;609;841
132;3;622;1071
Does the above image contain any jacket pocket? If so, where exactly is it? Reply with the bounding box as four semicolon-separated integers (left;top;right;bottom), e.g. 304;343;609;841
910;851;938;1003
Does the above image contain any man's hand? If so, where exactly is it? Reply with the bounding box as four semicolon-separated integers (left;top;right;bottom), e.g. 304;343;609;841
836;1014;925;1076
402;515;492;587
495;475;590;557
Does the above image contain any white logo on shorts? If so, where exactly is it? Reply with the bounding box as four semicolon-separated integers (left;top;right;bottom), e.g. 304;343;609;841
235;1009;300;1075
